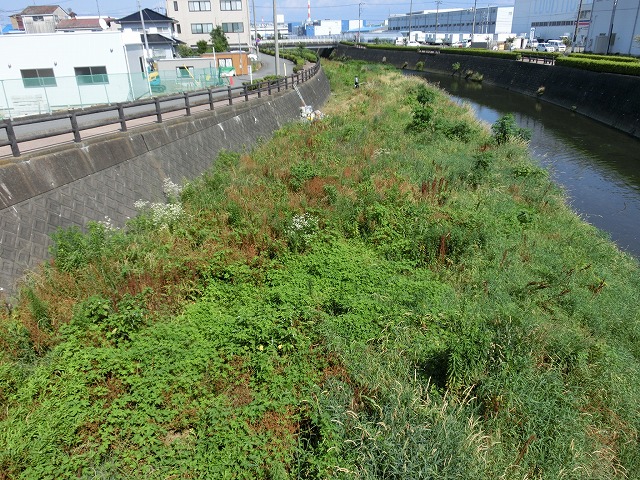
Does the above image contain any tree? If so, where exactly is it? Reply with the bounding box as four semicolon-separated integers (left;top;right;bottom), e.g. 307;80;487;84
177;44;196;58
196;40;209;54
210;26;229;52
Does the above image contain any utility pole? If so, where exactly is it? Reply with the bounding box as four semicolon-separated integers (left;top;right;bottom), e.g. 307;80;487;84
357;2;364;44
138;1;150;58
434;0;441;38
606;0;619;55
572;0;584;51
273;0;279;75
252;0;259;59
408;0;413;43
138;1;152;97
472;0;477;36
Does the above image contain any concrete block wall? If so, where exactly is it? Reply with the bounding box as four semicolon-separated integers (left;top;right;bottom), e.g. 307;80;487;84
0;69;331;296
334;45;640;139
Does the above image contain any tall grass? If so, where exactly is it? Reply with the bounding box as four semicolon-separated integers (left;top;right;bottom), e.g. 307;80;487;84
0;60;638;478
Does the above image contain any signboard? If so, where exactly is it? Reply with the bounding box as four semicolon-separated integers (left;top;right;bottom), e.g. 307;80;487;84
529;28;535;40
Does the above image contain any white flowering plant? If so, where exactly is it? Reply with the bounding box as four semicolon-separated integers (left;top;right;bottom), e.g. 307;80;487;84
285;213;319;252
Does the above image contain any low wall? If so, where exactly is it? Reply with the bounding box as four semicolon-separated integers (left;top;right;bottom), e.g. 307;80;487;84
0;68;331;296
334;45;640;139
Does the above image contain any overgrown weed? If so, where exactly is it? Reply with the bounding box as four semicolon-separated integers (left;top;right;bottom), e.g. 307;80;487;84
0;59;638;478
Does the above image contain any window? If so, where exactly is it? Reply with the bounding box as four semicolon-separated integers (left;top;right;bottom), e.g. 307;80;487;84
177;66;194;78
20;69;56;88
191;23;213;34
218;58;233;67
32;15;44;21
176;24;181;34
173;1;178;10
188;1;211;11
74;66;108;85
220;0;242;11
222;22;243;33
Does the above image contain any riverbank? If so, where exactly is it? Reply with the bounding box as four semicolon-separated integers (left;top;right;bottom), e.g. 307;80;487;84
1;60;638;478
333;44;640;139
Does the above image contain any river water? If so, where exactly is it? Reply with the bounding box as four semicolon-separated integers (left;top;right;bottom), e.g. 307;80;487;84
415;71;640;259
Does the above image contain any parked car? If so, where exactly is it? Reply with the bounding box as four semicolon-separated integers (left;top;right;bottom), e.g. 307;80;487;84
537;42;555;52
547;40;566;52
529;39;539;49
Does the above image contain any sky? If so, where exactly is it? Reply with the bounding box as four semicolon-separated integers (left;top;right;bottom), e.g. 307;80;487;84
2;0;515;27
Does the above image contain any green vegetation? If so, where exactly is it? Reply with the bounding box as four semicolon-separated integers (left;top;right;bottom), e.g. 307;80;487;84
1;60;639;478
556;55;640;75
569;53;640;63
440;47;520;60
259;47;318;73
210;25;229;53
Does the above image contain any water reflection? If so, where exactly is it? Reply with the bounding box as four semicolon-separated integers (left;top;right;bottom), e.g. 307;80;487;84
414;71;640;258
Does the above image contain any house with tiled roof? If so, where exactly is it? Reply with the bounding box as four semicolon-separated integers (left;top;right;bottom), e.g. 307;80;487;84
117;8;182;59
17;5;68;34
55;17;117;32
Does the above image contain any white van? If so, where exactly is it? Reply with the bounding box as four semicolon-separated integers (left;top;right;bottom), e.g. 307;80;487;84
547;40;566;52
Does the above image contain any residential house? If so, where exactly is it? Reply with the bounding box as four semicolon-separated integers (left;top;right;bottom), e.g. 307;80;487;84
55;17;118;32
167;0;252;50
16;5;68;34
117;8;182;60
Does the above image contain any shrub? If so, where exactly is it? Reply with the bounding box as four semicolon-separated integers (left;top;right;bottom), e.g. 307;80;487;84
491;113;531;145
555;56;640;76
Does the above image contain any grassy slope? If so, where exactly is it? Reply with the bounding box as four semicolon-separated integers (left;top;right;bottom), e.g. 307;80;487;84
0;60;639;479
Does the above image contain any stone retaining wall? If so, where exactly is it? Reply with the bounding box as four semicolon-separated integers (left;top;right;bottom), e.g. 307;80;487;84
0;69;331;296
334;45;640;138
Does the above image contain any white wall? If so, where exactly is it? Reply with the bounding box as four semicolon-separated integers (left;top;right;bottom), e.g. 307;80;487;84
0;31;145;117
512;0;588;41
586;0;640;55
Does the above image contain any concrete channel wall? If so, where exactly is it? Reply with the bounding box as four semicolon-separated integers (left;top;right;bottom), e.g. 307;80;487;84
0;68;331;296
334;45;640;139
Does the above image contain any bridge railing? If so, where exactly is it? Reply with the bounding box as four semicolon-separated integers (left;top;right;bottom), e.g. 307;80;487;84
0;62;321;158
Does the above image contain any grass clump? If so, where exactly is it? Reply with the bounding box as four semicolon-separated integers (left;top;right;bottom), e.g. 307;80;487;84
0;59;638;479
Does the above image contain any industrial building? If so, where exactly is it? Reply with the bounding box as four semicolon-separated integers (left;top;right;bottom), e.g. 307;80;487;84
585;0;640;55
388;6;514;36
512;0;640;55
511;0;591;43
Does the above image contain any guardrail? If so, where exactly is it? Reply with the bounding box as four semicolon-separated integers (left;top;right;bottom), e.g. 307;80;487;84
0;62;320;158
519;53;556;65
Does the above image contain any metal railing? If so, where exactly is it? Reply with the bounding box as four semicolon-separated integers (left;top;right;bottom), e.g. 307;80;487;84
0;62;320;158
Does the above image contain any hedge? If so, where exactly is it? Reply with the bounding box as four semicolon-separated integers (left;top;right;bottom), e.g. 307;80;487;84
555;56;640;75
438;48;519;60
568;53;640;63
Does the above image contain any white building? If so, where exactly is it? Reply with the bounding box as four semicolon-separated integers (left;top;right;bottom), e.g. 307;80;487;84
167;0;252;50
512;0;592;43
305;20;342;36
388;6;514;36
0;31;148;118
585;0;640;55
251;16;289;41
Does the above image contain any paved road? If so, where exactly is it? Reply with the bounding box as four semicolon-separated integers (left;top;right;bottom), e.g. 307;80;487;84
0;54;297;159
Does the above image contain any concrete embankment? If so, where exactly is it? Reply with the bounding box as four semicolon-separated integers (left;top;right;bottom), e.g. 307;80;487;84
0;69;331;295
333;45;640;139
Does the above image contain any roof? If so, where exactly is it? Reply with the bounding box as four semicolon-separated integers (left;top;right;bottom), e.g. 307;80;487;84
55;18;109;30
118;8;175;24
20;5;65;15
142;33;185;45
